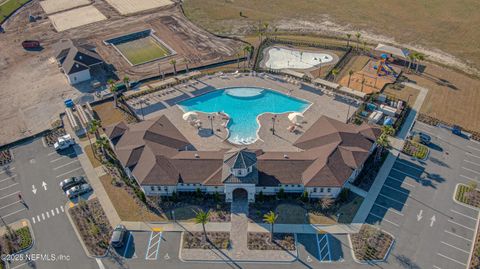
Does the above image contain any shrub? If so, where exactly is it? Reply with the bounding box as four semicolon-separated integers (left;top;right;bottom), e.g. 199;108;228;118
277;188;286;199
213;191;220;203
195;188;202;198
338;188;350;203
299;191;309;203
257;191;264;202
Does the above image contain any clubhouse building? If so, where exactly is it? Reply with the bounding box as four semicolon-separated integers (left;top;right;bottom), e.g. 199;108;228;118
105;115;380;202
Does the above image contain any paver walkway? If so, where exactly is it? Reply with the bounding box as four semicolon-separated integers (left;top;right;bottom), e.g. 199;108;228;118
229;198;249;256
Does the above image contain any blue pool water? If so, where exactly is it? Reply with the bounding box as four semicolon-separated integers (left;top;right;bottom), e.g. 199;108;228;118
179;87;310;144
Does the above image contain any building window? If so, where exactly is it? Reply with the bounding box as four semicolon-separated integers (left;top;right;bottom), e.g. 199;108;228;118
327;188;331;193
313;188;317;192
320;188;324;193
150;186;154;191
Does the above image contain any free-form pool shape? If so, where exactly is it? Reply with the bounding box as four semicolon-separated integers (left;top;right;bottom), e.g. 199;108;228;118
265;47;334;70
179;87;311;145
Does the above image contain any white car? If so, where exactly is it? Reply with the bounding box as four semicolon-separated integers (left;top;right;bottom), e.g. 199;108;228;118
53;134;75;151
66;183;92;199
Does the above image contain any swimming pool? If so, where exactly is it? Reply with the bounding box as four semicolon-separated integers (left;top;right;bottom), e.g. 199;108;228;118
179;87;311;145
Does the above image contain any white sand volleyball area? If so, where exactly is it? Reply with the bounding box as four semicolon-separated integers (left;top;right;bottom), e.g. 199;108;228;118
104;0;174;15
49;6;107;32
265;46;336;70
40;0;91;14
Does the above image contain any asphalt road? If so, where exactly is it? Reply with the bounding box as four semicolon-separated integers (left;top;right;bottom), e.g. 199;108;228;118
1;138;98;269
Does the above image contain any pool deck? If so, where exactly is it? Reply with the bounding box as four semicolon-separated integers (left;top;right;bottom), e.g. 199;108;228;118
129;73;357;152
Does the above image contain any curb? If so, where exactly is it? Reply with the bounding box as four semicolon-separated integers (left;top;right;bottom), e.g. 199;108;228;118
347;225;395;264
467;211;480;269
64;203;108;259
178;231;298;264
452;184;480;211
1;219;36;264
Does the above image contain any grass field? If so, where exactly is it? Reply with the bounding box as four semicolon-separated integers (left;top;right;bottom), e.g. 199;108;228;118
183;0;480;72
0;0;29;24
115;36;171;65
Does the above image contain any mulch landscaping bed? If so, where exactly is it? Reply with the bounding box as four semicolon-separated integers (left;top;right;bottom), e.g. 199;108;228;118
247;233;296;251
69;198;112;256
182;231;230;249
43;127;66;147
456;184;480;208
0;226;33;256
0;149;13;166
403;140;429;159
350;225;393;261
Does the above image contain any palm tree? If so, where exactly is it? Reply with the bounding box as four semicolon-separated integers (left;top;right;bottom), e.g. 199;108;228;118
362;41;367;52
95;136;109;157
263;211;278;242
375;125;394;162
407;54;415;71
170;59;177;75
263;22;269;39
414;52;426;73
346;33;351;47
236;53;241;69
107;79;118;107
194;209;210;242
88;119;101;140
273;27;278;40
123;76;130;91
355;32;361;51
243;45;252;69
347;70;354;87
319;198;334;212
184;58;189;73
331;68;340;81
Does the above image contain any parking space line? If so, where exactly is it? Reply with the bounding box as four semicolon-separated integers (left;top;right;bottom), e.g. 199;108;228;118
47;152;57;156
387;176;416;188
444;230;472;242
56;167;82;178
0;191;20;200
392;167;421;179
468;146;480;152
378;193;408;206
0;200;21;210
0;183;18;191
0;167;15;175
53;160;79;170
450;209;477;221
436;253;467;266
368;212;400;227
433;265;442;269
0;175;16;183
464;159;480;167
395;160;424;172
3;208;26;218
383;184;410;196
462;167;480;175
441;241;470;254
50;156;67;163
460;174;479;182
466;152;480;159
373;202;404;216
123;233;133;257
316;233;332;262
32;217;35;224
145;232;162;260
448;220;475;231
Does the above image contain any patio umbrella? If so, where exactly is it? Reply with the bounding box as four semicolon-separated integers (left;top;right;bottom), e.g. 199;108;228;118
183;111;198;122
288;112;304;124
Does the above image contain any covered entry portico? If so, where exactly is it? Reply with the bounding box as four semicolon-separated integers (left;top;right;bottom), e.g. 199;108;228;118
225;184;255;203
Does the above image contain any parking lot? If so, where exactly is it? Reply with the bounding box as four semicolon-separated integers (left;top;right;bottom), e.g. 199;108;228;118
365;122;480;269
1;138;98;269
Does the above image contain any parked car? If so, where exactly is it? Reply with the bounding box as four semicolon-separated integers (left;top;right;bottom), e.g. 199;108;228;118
410;131;431;145
110;224;127;248
54;134;75;151
59;176;86;192
66;183;92;198
21;40;40;49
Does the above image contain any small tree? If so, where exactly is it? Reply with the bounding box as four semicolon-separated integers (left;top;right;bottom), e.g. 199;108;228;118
263;211;278;242
277;188;286;199
300;191;309;203
170;59;177;75
319;197;334;212
348;70;354;87
107;79;118;108
346;33;352;47
123;76;130;91
194;209;211;242
213;191;220;203
331;68;340;81
95;136;109;158
257;191;264;202
355;32;361;51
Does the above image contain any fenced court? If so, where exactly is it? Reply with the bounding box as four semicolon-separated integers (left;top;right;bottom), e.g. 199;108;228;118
104;0;173;15
104;29;175;66
48;5;106;32
40;0;91;15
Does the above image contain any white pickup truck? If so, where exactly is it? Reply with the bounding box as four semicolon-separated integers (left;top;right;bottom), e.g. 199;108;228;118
53;134;75;150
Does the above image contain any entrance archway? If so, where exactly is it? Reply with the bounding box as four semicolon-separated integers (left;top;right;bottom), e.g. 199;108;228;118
232;188;248;202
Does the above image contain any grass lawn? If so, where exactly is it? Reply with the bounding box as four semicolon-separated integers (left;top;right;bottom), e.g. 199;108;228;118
115;36;171;65
93;101;128;126
383;83;419;105
84;145;102;168
275;203;306;224
0;0;29;24
99;174;167;222
308;193;364;224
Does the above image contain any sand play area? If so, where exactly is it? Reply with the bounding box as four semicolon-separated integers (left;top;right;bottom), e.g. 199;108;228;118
263;46;335;70
49;5;107;32
104;0;173;15
40;0;91;14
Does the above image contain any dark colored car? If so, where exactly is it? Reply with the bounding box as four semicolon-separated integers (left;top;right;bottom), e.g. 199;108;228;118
59;176;86;192
22;40;40;49
411;131;432;145
66;183;92;199
110;224;127;248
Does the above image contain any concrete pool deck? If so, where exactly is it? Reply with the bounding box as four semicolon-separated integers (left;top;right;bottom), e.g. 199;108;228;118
127;73;356;152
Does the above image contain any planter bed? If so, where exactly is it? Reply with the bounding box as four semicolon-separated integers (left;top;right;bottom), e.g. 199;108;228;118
182;231;230;249
0;226;33;255
69;198;112;256
350;225;393;262
0;149;12;166
455;184;480;208
403;140;429;160
247;232;296;251
44;127;66;147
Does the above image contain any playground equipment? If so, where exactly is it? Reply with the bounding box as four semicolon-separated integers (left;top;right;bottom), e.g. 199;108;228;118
374;54;397;77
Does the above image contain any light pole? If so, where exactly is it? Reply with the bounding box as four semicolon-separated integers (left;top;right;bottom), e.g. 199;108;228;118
139;98;145;120
208;115;215;134
271;115;277;135
407;94;412;106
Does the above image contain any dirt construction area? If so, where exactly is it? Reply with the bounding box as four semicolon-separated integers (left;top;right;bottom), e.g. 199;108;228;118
48;5;107;31
39;0;91;15
0;1;242;145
